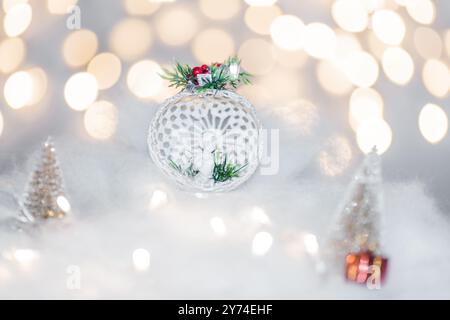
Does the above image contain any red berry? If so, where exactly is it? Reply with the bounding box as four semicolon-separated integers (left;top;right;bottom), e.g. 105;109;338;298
192;66;202;76
214;63;222;68
201;64;209;73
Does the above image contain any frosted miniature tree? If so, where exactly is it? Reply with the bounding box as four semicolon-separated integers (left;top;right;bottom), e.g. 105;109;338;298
327;147;383;259
22;137;70;220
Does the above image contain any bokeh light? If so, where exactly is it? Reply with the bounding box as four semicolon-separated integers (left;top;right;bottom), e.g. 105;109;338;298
0;37;26;74
210;217;227;236
252;231;273;256
87;53;122;90
317;60;353;95
332;0;368;33
303;233;319;255
3;0;28;13
250;206;271;226
381;47;414;85
132;248;150;271
56;195;71;213
349;87;384;131
419;103;448;144
238;38;276;75
3;3;32;37
63;29;98;68
84;100;119;140
367;30;387;60
319;135;353;176
422;59;450;98
156;7;198;46
270;15;305;51
245;0;277;6
303;23;336;59
274;47;308;69
27;67;48;106
258;68;301;103
414;27;442;60
371;10;405;45
124;0;160;15
127;60;163;99
445;30;450;58
0;111;3;138
199;0;241;20
109;18;152;61
356;118;393;154
192;29;235;63
149;189;168;210
333;31;362;63
406;0;435;25
64;72;98;111
244;4;282;35
343;51;379;88
47;0;78;14
4;70;33;109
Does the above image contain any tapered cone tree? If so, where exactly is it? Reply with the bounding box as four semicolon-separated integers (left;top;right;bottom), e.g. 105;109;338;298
22;137;70;220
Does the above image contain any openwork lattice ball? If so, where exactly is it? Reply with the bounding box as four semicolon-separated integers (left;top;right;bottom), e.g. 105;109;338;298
148;90;262;192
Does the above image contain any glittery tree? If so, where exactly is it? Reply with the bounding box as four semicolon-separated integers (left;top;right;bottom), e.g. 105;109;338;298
22;137;70;220
327;147;388;285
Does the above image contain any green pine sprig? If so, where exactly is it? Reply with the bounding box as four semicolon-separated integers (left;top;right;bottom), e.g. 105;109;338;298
212;153;247;183
160;56;252;92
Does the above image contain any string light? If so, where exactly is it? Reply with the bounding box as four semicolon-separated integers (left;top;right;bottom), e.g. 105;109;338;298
109;18;153;61
87;53;122;90
0;37;26;74
84;101;119;140
63;29;98;68
127;60;163;99
244;4;282;35
252;231;273;256
419;103;448;144
56;195;71;213
3;3;32;37
270;15;305;51
132;248;150;271
64;72;98;111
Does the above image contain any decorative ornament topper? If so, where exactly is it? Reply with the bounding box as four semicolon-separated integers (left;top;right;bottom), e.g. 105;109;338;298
161;56;251;92
148;56;261;193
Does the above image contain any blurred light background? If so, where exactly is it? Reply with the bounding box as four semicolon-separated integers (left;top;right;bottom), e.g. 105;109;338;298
0;0;450;212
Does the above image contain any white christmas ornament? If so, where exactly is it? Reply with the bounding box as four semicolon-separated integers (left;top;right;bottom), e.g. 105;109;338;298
148;89;262;192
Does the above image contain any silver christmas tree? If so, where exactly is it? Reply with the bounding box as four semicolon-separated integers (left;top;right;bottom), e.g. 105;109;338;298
22;137;70;220
327;147;383;260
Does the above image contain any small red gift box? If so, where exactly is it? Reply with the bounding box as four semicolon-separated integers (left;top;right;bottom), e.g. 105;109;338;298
345;251;388;287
